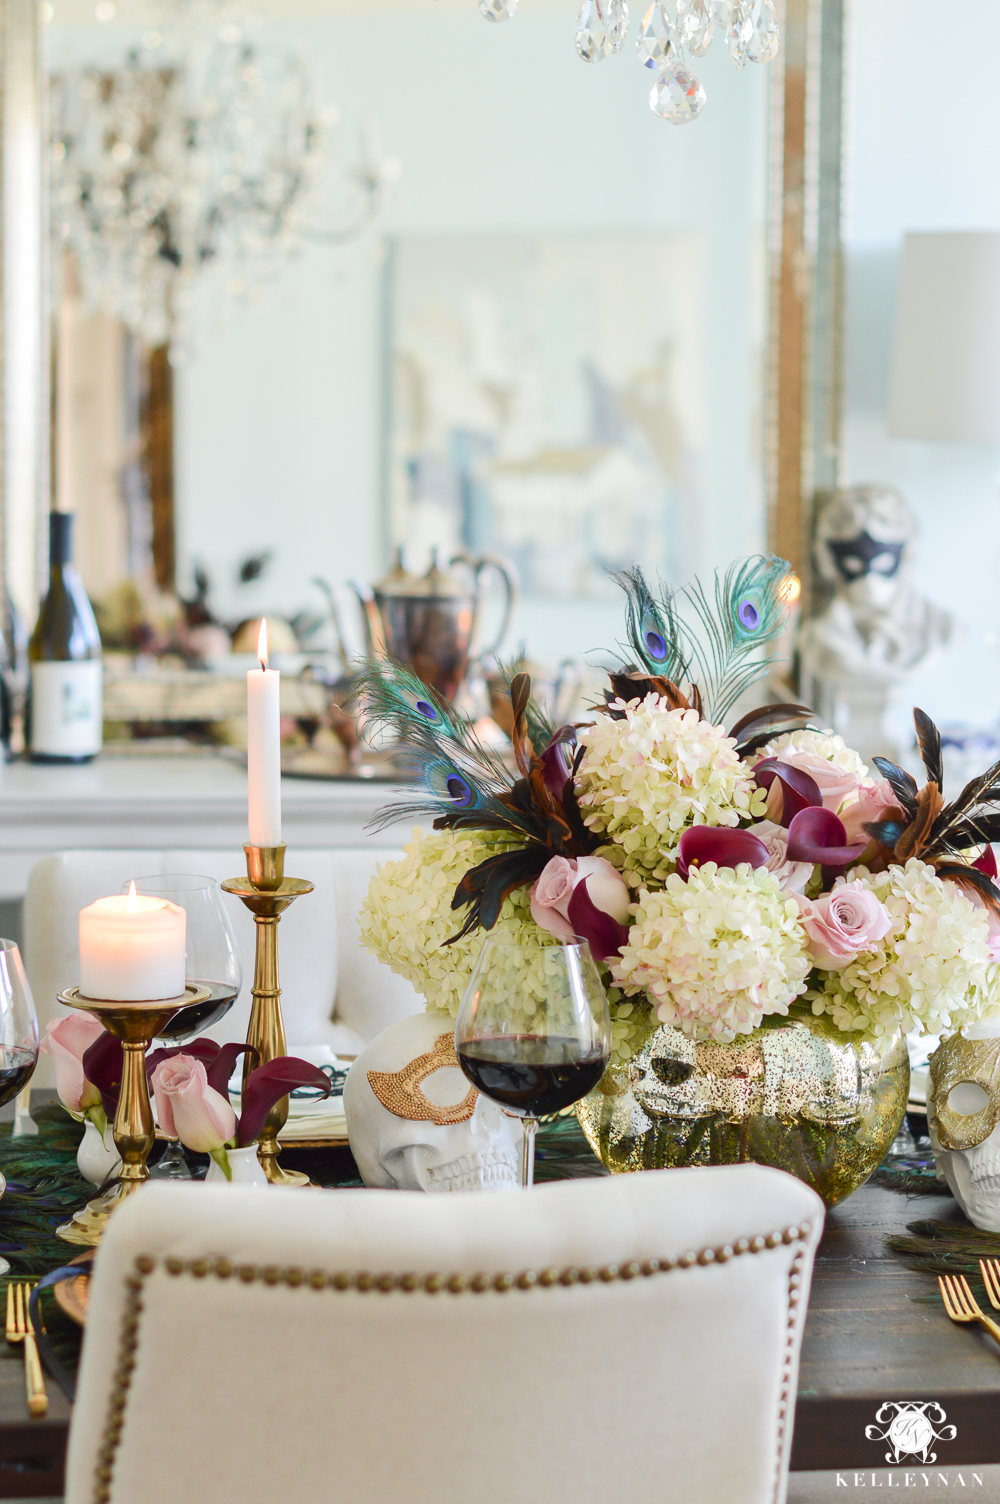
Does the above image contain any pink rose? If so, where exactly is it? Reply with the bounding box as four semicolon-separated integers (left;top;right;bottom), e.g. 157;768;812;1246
839;779;899;845
746;821;814;895
796;880;893;970
530;855;631;942
151;1054;236;1153
761;749;862;815
39;1014;105;1114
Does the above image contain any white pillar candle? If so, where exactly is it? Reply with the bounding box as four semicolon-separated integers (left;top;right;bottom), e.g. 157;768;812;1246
79;884;187;1001
247;618;282;848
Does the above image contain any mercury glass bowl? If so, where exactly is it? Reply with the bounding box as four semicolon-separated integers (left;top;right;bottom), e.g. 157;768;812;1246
576;1011;909;1206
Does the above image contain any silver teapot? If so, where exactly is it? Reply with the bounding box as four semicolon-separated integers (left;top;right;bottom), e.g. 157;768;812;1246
350;550;517;703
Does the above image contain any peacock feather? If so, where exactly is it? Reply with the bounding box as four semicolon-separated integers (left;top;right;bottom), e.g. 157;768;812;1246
360;660;599;941
610;555;793;727
614;566;689;687
356;659;538;840
680;554;792;724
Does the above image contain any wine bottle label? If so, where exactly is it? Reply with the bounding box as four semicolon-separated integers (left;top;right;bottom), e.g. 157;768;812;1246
29;661;103;757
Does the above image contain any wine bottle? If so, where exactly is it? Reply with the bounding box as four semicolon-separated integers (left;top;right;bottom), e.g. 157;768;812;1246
27;512;102;763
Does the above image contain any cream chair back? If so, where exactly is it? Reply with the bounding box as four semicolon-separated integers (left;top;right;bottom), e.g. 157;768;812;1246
24;848;422;1084
66;1165;823;1504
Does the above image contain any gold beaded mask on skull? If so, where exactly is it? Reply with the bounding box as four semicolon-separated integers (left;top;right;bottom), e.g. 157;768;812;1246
368;1032;478;1126
928;1036;1000;1152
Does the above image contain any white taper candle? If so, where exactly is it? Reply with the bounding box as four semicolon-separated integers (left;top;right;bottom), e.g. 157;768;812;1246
247;618;282;848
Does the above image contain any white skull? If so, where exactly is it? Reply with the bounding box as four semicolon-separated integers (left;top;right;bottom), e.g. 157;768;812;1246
344;1013;522;1193
928;1028;1000;1231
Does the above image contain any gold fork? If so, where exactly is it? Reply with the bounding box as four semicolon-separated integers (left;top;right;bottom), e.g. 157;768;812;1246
938;1273;1000;1353
6;1284;47;1417
979;1258;1000;1311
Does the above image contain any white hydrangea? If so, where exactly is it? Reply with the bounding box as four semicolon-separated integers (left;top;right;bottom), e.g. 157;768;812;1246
577;698;767;889
358;826;562;1024
808;859;994;1038
611;864;812;1043
761;727;868;782
605;986;658;1064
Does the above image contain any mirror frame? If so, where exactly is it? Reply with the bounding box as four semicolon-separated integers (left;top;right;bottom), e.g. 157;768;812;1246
766;0;846;619
0;0;47;632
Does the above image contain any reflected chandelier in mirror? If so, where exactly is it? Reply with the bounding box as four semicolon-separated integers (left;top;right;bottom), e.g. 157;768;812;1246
48;0;398;353
481;0;779;124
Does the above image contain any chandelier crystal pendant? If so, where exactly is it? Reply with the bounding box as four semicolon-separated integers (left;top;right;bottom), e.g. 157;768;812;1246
481;0;779;123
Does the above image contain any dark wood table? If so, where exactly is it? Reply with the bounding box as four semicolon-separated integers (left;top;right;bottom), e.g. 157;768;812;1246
792;1183;1000;1471
1;1178;997;1496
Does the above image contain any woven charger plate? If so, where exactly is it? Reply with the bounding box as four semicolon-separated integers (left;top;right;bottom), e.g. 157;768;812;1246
53;1251;94;1326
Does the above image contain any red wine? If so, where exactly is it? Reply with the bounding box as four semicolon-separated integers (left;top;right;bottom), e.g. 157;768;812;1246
157;983;238;1043
457;1036;608;1117
0;1047;38;1109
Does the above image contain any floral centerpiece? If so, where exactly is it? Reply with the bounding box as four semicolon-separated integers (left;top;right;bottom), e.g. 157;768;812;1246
358;556;1000;1202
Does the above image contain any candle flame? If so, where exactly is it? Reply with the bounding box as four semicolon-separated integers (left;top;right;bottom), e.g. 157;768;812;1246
127;881;137;912
258;617;268;671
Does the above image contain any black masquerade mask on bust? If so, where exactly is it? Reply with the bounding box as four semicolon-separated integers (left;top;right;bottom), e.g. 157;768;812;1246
828;530;904;584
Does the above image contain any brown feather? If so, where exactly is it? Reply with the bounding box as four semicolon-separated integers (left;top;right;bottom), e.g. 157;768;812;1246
607;671;693;711
894;783;944;864
508;672;536;780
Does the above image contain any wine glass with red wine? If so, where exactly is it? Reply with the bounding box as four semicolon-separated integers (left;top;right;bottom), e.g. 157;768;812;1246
0;941;39;1272
123;875;243;1181
455;936;611;1188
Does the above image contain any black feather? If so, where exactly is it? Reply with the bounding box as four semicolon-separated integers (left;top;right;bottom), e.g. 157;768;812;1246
446;848;549;940
913;707;944;790
865;819;906;849
926;752;1000;857
731;702;816;758
871;757;919;816
935;862;1000;919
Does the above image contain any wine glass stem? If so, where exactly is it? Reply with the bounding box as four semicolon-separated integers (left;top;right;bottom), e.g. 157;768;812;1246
520;1117;538;1189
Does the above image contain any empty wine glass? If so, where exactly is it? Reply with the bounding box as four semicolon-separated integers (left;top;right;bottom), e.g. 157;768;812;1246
122;875;243;1180
455;935;611;1188
0;941;39;1273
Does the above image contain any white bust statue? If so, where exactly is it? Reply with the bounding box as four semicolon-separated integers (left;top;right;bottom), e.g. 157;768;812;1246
798;486;955;760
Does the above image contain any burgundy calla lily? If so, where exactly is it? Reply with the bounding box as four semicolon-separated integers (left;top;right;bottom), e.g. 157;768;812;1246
753;758;823;828
82;1031;125;1121
539;728;577;797
566;879;629;964
237;1057;332;1148
675;826;769;879
786;806;866;869
974;844;998;880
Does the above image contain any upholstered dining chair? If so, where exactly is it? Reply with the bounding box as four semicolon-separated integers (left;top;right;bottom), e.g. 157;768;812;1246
66;1164;824;1504
24;847;422;1085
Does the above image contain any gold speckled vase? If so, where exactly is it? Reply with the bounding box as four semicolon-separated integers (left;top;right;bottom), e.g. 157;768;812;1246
577;1011;909;1207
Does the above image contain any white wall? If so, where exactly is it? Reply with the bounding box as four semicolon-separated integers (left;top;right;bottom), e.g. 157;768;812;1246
841;0;1000;742
49;7;770;664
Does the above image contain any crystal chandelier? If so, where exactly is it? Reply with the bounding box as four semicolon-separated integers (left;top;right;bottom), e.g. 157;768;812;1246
49;0;397;353
479;0;779;124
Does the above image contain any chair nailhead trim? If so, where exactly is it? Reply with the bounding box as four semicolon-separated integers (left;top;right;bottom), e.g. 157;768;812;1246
91;1220;812;1504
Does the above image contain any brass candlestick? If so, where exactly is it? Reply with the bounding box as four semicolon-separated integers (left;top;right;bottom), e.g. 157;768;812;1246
222;845;313;1186
56;983;211;1247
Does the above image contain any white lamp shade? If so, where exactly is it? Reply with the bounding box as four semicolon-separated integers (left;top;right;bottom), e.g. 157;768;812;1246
888;231;1000;444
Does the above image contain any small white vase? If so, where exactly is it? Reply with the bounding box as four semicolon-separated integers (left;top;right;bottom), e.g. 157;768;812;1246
205;1145;269;1188
77;1119;122;1185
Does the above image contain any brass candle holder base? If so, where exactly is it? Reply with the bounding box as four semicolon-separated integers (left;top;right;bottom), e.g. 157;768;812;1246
222;844;314;1187
55;983;211;1247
